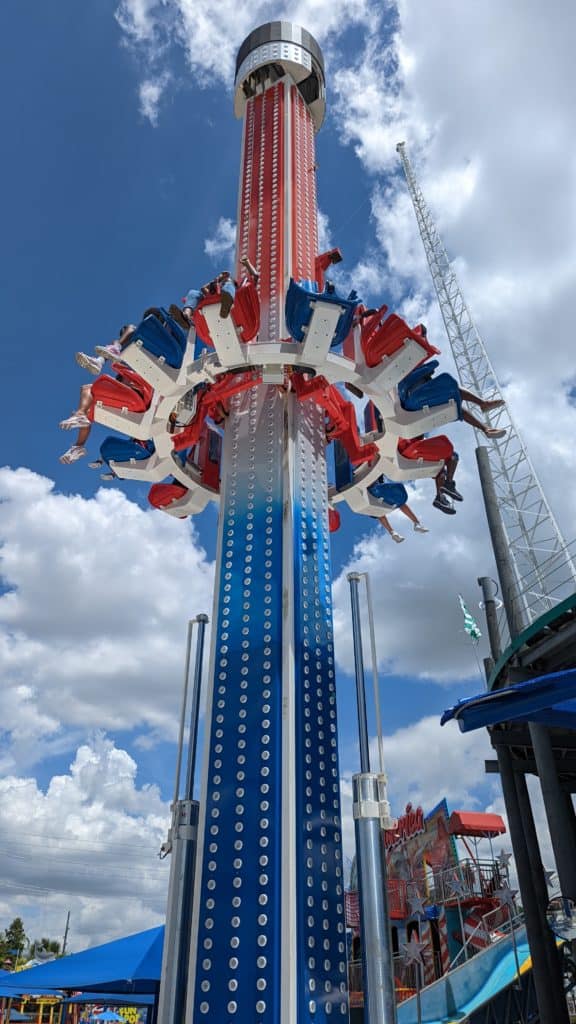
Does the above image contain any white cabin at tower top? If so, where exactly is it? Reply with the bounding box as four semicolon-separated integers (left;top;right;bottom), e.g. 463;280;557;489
234;21;326;130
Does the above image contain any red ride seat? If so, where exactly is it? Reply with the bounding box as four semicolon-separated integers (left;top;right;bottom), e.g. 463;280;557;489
362;310;439;368
398;435;453;462
232;280;260;342
148;482;188;510
88;367;153;421
193;281;260;347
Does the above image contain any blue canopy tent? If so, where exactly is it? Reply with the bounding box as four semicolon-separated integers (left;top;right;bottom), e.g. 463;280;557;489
441;667;576;732
68;992;155;1006
0;925;163;1024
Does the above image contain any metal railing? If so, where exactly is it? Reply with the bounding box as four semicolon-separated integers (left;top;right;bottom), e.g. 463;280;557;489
449;902;523;972
409;858;510;906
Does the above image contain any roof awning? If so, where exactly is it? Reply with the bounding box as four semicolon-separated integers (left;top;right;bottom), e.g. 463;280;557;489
449;810;506;838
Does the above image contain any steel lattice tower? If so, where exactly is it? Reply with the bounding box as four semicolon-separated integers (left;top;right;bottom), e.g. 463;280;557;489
396;142;575;631
186;25;348;1024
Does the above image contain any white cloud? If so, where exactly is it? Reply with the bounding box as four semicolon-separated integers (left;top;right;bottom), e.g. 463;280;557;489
0;735;169;949
339;714;492;877
138;72;171;125
115;0;380;93
0;468;214;772
317;208;332;253
204;216;237;263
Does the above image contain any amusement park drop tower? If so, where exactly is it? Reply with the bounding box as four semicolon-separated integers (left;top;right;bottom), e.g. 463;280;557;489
186;23;348;1023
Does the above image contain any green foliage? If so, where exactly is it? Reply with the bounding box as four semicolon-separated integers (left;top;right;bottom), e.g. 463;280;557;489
0;916;28;967
0;916;62;967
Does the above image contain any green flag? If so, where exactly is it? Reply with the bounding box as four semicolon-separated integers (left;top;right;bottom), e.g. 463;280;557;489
458;594;482;641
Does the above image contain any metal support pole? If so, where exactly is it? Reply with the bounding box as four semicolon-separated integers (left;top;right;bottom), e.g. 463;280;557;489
362;572;385;775
478;574;568;1021
514;767;568;1011
157;614;208;1024
476;447;527;639
528;722;576;900
494;743;567;1023
353;775;397;1024
348;574;396;1024
184;614;208;799
347;572;371;774
477;576;502;663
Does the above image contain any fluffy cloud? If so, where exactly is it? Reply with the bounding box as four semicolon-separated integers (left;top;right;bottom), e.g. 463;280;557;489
0;468;214;772
339;715;493;874
138;72;171;125
204;216;237;262
115;0;378;91
0;735;169;949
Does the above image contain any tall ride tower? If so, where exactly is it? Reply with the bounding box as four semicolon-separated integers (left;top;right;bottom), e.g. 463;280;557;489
396;142;575;634
187;24;348;1023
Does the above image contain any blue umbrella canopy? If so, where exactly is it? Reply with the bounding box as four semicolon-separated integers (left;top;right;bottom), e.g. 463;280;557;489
0;926;163;995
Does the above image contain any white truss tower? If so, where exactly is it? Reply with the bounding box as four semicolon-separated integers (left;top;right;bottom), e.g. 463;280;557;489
396;142;575;631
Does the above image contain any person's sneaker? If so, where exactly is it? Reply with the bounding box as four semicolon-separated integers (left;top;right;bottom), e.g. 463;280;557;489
59;445;86;464
88;459;103;470
76;352;104;375
413;523;429;533
94;343;122;360
59;412;90;430
441;481;463;502
168;305;191;331
390;531;405;543
219;290;235;318
485;427;506;439
433;493;456;515
100;472;115;481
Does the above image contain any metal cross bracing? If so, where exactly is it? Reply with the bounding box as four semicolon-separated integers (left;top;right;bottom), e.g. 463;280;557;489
396;142;576;641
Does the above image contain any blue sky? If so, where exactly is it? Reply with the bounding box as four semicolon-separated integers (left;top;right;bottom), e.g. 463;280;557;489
1;0;574;949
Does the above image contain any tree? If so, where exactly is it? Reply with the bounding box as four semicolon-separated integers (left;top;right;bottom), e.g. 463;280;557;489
30;937;61;960
4;917;27;960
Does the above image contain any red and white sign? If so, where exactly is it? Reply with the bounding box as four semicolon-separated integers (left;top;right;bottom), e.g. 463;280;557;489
384;803;425;850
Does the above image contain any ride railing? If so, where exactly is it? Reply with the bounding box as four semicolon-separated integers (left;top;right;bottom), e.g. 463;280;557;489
448;903;523;972
348;951;447;1006
427;858;509;905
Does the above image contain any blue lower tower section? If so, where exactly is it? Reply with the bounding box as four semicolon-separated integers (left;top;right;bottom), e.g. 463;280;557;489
189;387;348;1023
292;399;348;1021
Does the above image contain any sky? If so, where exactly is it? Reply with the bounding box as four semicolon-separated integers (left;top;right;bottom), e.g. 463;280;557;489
1;0;575;951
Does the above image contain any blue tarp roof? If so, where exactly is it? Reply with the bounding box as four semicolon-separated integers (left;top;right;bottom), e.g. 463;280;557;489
0;982;63;998
68;992;155;1006
0;926;163;995
441;667;576;732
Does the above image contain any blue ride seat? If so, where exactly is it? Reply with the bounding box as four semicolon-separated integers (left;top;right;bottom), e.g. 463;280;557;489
333;439;354;490
132;309;188;369
398;359;462;417
285;278;358;349
100;437;155;465
367;479;408;508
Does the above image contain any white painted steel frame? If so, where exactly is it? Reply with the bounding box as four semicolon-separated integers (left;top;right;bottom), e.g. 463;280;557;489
397;142;576;634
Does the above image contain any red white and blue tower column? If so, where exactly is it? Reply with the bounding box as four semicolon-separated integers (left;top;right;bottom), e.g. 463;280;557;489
186;24;348;1023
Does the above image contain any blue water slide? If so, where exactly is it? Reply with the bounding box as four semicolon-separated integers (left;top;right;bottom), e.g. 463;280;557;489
285;278;358;348
397;926;537;1024
441;667;576;732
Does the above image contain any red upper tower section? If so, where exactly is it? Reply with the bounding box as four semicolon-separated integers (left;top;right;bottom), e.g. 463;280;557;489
233;23;326;343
